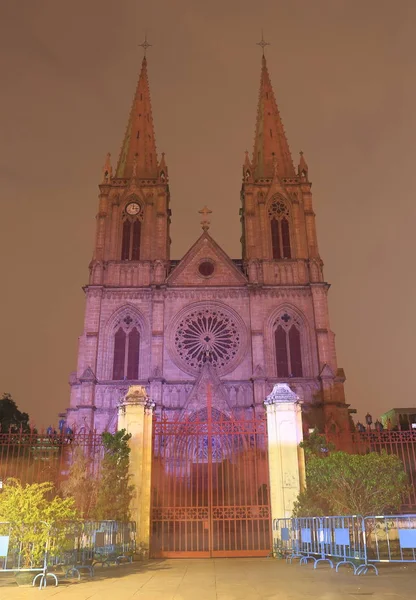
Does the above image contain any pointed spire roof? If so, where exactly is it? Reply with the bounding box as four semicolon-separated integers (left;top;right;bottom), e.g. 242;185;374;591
116;56;158;179
252;55;295;180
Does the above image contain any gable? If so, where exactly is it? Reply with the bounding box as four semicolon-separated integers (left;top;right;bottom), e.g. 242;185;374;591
179;364;232;418
167;233;247;287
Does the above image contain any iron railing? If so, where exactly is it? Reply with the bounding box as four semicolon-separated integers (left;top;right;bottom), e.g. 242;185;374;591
0;430;104;489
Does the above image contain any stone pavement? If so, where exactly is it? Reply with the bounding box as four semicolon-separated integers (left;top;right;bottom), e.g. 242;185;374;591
0;558;415;600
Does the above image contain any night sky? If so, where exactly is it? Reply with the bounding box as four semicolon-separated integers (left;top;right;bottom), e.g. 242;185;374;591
1;0;415;426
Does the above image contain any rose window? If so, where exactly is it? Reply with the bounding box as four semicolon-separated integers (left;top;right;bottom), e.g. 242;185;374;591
174;308;241;374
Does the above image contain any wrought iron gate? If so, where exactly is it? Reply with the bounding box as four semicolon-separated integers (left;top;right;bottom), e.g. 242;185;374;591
150;392;271;557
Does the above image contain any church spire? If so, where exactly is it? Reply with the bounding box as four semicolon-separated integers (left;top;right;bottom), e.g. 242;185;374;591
116;52;158;179
252;54;295;180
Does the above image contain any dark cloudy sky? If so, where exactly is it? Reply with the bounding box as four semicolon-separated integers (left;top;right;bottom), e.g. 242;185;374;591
0;0;415;426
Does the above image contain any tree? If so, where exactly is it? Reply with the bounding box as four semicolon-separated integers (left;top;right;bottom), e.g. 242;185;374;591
0;479;78;566
0;393;30;432
300;428;335;456
93;429;134;521
61;447;98;518
293;443;409;517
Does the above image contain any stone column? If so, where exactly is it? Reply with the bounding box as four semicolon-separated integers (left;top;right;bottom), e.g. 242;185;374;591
265;384;306;520
117;385;154;556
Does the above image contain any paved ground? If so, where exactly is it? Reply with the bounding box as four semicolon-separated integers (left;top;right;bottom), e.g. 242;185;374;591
0;558;415;600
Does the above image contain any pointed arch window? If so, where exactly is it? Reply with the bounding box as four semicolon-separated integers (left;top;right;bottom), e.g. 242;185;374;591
112;314;141;380
274;312;303;377
268;198;291;259
121;202;143;261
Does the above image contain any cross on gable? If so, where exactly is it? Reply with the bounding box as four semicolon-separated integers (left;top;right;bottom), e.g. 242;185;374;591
198;205;212;231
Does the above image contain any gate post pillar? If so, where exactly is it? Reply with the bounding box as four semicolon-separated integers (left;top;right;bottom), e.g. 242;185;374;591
265;384;305;520
118;385;154;556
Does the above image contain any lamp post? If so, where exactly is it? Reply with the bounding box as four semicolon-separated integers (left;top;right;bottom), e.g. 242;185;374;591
374;419;383;432
365;413;373;430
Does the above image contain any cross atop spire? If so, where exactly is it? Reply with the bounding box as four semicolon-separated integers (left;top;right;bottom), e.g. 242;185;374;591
139;33;152;57
256;30;270;56
199;206;212;231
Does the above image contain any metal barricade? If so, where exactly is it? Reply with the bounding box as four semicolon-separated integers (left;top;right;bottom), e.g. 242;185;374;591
0;520;137;589
87;521;136;565
46;522;95;580
271;518;302;561
356;514;416;575
0;521;55;588
47;521;136;573
292;516;368;573
271;514;416;576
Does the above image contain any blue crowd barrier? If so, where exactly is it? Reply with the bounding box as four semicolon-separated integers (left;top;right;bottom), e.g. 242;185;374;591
355;515;416;575
296;515;367;572
271;518;302;561
0;520;136;589
273;514;416;576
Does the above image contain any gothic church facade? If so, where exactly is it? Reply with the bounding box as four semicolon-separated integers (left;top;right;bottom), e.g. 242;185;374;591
66;53;349;433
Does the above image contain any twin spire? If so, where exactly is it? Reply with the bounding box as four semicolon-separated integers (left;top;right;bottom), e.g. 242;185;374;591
112;41;300;183
251;54;295;180
115;56;159;179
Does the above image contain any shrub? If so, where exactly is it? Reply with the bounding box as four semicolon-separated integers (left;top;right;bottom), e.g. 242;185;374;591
93;430;134;521
0;479;78;566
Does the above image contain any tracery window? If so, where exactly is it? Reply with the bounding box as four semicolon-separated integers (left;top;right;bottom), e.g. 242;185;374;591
174;307;241;373
169;304;247;376
274;312;303;377
268;198;291;259
121;202;143;260
112;314;141;380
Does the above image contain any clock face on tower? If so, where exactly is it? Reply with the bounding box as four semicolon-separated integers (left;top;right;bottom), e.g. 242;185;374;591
126;202;140;216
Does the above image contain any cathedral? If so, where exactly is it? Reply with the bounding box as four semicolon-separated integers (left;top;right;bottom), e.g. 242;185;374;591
66;49;349;436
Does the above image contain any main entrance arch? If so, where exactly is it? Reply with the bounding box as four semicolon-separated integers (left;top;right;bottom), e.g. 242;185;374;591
150;392;271;557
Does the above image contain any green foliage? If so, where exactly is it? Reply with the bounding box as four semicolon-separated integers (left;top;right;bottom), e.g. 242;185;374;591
61;447;98;518
0;479;78;566
293;448;409;517
300;428;335;456
0;393;30;433
93;429;134;521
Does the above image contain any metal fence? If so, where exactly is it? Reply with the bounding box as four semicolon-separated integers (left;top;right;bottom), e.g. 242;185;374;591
272;514;416;575
0;520;136;588
0;430;104;490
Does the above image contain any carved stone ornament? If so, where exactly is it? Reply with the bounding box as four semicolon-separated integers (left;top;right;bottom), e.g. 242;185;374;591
169;302;247;376
264;383;300;405
79;366;97;383
122;385;148;406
